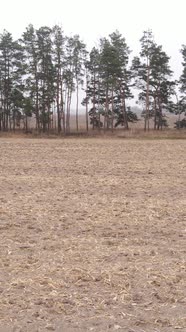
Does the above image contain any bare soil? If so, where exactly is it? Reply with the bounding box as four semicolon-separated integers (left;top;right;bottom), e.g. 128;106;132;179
0;138;186;332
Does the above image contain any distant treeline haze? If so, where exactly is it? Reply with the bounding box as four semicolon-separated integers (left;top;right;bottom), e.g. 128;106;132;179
0;25;186;133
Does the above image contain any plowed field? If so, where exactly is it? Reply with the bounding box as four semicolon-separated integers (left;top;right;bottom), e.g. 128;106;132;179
0;138;186;331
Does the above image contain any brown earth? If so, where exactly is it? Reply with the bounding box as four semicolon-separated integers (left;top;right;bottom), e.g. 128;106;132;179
0;138;186;332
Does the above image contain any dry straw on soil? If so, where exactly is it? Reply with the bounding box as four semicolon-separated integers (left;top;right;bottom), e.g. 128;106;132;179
0;138;185;331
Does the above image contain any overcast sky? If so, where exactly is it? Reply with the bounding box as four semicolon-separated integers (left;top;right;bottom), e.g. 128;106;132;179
1;0;185;78
0;0;185;88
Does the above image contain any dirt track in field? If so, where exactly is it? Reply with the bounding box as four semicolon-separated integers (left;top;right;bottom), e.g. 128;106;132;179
0;138;186;332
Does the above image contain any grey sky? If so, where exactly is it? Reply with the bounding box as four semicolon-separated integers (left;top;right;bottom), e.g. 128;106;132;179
1;0;185;107
1;0;185;79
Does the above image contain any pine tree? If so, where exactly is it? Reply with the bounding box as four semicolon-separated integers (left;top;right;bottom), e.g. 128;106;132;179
173;48;186;129
71;35;87;131
11;39;26;131
180;45;186;94
132;30;154;130
64;36;76;133
85;47;102;130
0;30;25;131
132;31;173;130
22;25;40;130
0;30;14;130
36;26;55;133
52;25;66;133
109;31;134;129
83;32;135;131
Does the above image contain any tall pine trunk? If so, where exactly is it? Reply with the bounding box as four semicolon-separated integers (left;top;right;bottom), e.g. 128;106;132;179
104;84;109;132
56;71;61;134
154;94;157;130
120;85;128;129
34;57;40;131
111;83;114;132
61;79;65;134
157;95;162;130
76;78;79;131
145;64;150;131
66;87;72;133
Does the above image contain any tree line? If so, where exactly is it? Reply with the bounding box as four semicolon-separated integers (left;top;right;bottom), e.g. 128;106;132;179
0;25;185;134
